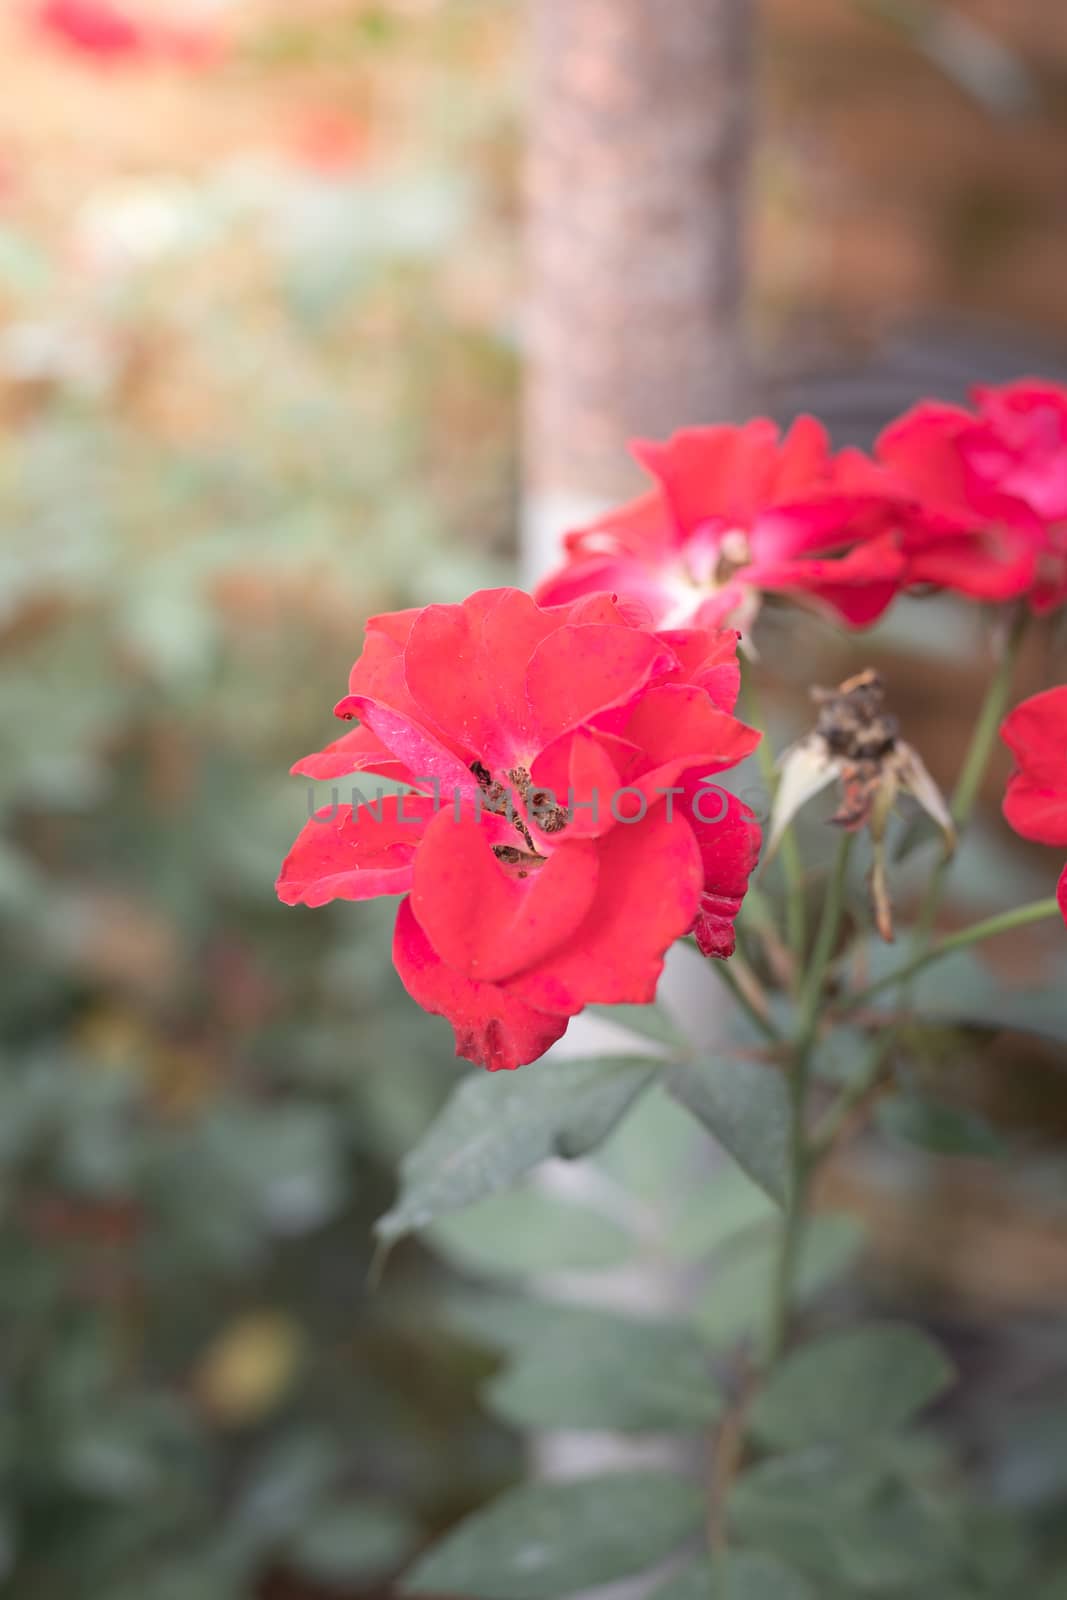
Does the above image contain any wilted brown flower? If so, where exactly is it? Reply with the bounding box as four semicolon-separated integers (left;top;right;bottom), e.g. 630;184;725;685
767;669;955;941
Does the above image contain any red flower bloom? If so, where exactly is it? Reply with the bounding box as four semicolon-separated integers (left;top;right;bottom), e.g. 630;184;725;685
277;589;762;1071
535;417;907;636
877;380;1067;613
33;0;224;67
285;111;372;176
35;0;145;58
1001;685;1067;927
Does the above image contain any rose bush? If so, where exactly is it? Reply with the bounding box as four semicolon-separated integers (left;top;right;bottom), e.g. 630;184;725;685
275;381;1067;1599
277;587;761;1071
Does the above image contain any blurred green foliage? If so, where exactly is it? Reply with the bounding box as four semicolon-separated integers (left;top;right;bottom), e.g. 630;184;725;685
0;3;522;1592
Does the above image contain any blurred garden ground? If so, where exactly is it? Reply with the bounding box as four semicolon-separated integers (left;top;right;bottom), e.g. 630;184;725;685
1;1;1067;1596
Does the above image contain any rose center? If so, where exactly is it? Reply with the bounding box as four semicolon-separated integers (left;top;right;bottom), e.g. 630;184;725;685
469;760;570;878
682;525;752;590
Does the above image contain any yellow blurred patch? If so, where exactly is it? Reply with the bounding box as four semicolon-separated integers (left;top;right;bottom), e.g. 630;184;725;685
194;1312;303;1426
76;1004;152;1072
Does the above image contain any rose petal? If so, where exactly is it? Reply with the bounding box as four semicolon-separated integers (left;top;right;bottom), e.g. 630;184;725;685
526;623;677;746
410;809;600;983
508;800;703;1015
402;588;561;768
617;684;761;799
276;796;436;908
1001;686;1067;787
633;420;781;535
656;626;743;711
290;722;414;784
393;898;569;1071
1003;775;1067;847
685;787;762;959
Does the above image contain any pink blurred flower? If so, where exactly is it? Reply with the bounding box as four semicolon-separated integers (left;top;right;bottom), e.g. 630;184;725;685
285;110;372;176
32;0;225;68
536;418;908;638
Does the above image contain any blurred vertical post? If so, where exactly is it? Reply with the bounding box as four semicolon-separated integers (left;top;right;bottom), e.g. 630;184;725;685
521;9;758;1582
522;0;755;580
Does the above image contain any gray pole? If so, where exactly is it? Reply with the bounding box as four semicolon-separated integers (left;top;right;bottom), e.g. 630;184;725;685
522;0;754;581
520;11;757;1593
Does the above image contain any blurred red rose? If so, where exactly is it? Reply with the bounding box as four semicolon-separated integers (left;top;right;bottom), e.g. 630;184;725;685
32;0;225;68
35;0;145;58
878;380;1067;613
277;588;762;1071
285;110;372;176
1001;684;1067;927
535;417;907;637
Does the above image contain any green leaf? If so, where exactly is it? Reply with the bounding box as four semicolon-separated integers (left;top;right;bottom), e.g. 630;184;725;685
647;1559;714;1600
376;1056;660;1244
696;1215;865;1347
828;1490;965;1591
594;1090;777;1262
719;1550;817;1600
666;1057;790;1205
441;1289;580;1352
750;1324;955;1449
863;943;1067;1045
401;1472;704;1598
426;1181;633;1275
878;1095;1005;1158
650;1552;818;1600
732;1466;965;1592
108;1559;247;1600
731;1443;887;1517
958;1506;1031;1588
675;1165;778;1261
288;1498;418;1584
728;1446;966;1590
485;1308;720;1433
729;1449;877;1581
229;1432;340;1554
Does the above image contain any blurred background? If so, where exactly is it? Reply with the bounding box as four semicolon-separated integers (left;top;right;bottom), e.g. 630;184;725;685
1;2;1067;1596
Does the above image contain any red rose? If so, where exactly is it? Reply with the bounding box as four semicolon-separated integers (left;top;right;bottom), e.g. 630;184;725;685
35;0;145;58
535;417;906;637
1001;685;1067;927
33;0;224;67
277;589;762;1071
878;380;1067;613
970;381;1067;525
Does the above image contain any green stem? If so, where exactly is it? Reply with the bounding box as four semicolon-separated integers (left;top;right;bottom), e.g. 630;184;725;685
843;895;1061;1013
953;609;1028;828
764;834;853;1367
741;669;807;981
915;607;1028;944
